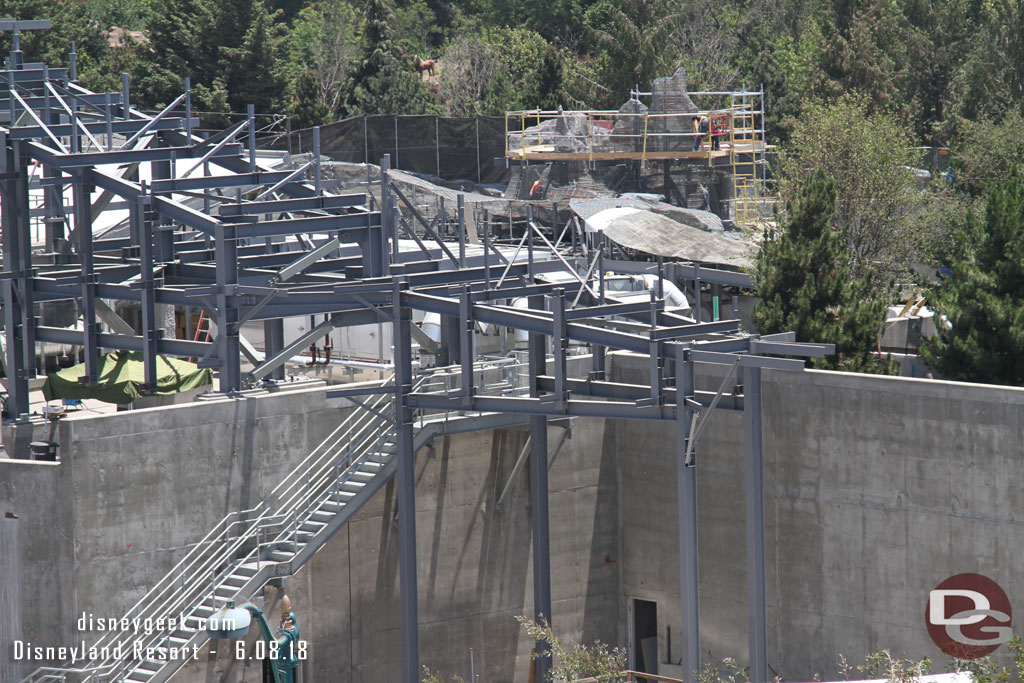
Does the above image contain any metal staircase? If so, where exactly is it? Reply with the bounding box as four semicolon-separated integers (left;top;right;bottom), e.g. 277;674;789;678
25;377;416;683
25;358;536;683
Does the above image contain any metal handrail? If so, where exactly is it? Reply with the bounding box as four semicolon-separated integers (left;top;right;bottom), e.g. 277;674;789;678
25;360;537;682
24;377;401;683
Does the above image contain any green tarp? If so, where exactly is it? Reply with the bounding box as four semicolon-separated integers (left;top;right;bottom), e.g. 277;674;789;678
42;351;214;405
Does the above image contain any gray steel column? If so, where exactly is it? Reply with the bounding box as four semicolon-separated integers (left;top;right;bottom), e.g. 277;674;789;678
744;365;768;683
0;133;29;415
457;194;466;267
215;223;241;391
676;343;699;683
73;170;99;385
393;283;420;683
263;319;285;380
380;155;391;274
136;184;158;390
529;294;552;683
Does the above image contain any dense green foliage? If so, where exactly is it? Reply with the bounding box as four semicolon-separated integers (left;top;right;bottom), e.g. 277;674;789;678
0;0;1016;143
920;170;1024;385
753;171;895;374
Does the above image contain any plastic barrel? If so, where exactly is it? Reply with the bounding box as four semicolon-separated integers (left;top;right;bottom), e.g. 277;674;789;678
30;441;58;461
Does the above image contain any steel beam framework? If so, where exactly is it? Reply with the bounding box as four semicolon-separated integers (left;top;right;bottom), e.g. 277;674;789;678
6;31;832;683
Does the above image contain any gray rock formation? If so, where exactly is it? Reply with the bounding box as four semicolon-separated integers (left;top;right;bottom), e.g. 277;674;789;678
651;67;699;152
610;99;648;153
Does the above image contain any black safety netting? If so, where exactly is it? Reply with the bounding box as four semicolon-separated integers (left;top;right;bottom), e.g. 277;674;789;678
264;115;510;186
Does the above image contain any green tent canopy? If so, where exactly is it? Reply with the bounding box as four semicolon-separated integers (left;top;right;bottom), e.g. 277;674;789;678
42;351;214;405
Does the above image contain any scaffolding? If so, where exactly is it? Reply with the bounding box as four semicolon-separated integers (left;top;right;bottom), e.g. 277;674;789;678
505;88;773;227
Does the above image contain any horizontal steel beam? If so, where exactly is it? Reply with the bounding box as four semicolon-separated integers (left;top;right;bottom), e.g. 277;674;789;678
36;326;211;357
408;393;677;420
218;194;366;216
8;117;193;140
28;141;243;168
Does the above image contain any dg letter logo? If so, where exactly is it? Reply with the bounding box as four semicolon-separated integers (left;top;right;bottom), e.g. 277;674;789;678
926;573;1012;658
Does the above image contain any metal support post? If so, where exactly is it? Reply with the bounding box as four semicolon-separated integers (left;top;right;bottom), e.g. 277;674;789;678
676;343;699;683
135;184;159;391
439;313;460;368
457;194;466;267
392;283;420;683
592;234;606;378
121;73;130;119
649;290;663;404
459;286;474;406
248;104;256;172
313;125;322;194
551;289;568;407
744;365;768;683
693;265;702;323
184;77;192;141
526;205;534;279
483;209;491;289
528;294;552;683
263;319;285;381
380;154;391;274
0;134;30;415
74;171;99;384
152;157;174;261
215;223;241;391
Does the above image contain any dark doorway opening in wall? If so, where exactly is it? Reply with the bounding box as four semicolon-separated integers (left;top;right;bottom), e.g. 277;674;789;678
633;598;658;680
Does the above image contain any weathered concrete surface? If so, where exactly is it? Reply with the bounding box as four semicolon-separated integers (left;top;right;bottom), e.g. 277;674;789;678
8;358;1024;682
0;382;353;680
179;416;622;683
611;355;1024;680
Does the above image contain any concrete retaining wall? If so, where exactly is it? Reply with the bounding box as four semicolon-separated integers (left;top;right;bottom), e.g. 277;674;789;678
6;360;1024;682
610;355;1024;680
0;382;354;680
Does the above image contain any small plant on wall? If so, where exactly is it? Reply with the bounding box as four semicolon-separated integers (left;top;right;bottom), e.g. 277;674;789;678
516;615;627;682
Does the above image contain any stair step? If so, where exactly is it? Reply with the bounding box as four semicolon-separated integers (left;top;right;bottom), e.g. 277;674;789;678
222;574;250;587
126;669;155;681
299;520;326;532
214;586;238;597
167;635;190;647
310;511;334;523
138;659;164;671
267;549;295;562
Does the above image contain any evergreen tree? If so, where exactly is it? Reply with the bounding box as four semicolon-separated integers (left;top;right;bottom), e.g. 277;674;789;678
753;170;895;374
290;69;331;129
222;6;287;115
133;0;221;109
920;170;1024;385
344;0;438;115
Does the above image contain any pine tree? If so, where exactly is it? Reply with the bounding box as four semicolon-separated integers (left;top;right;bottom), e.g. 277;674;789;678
133;0;219;109
223;7;287;115
920;170;1024;385
753;170;895;374
344;0;438;115
290;69;331;129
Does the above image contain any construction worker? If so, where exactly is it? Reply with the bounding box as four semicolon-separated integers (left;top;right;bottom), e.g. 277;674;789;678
692;116;709;151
